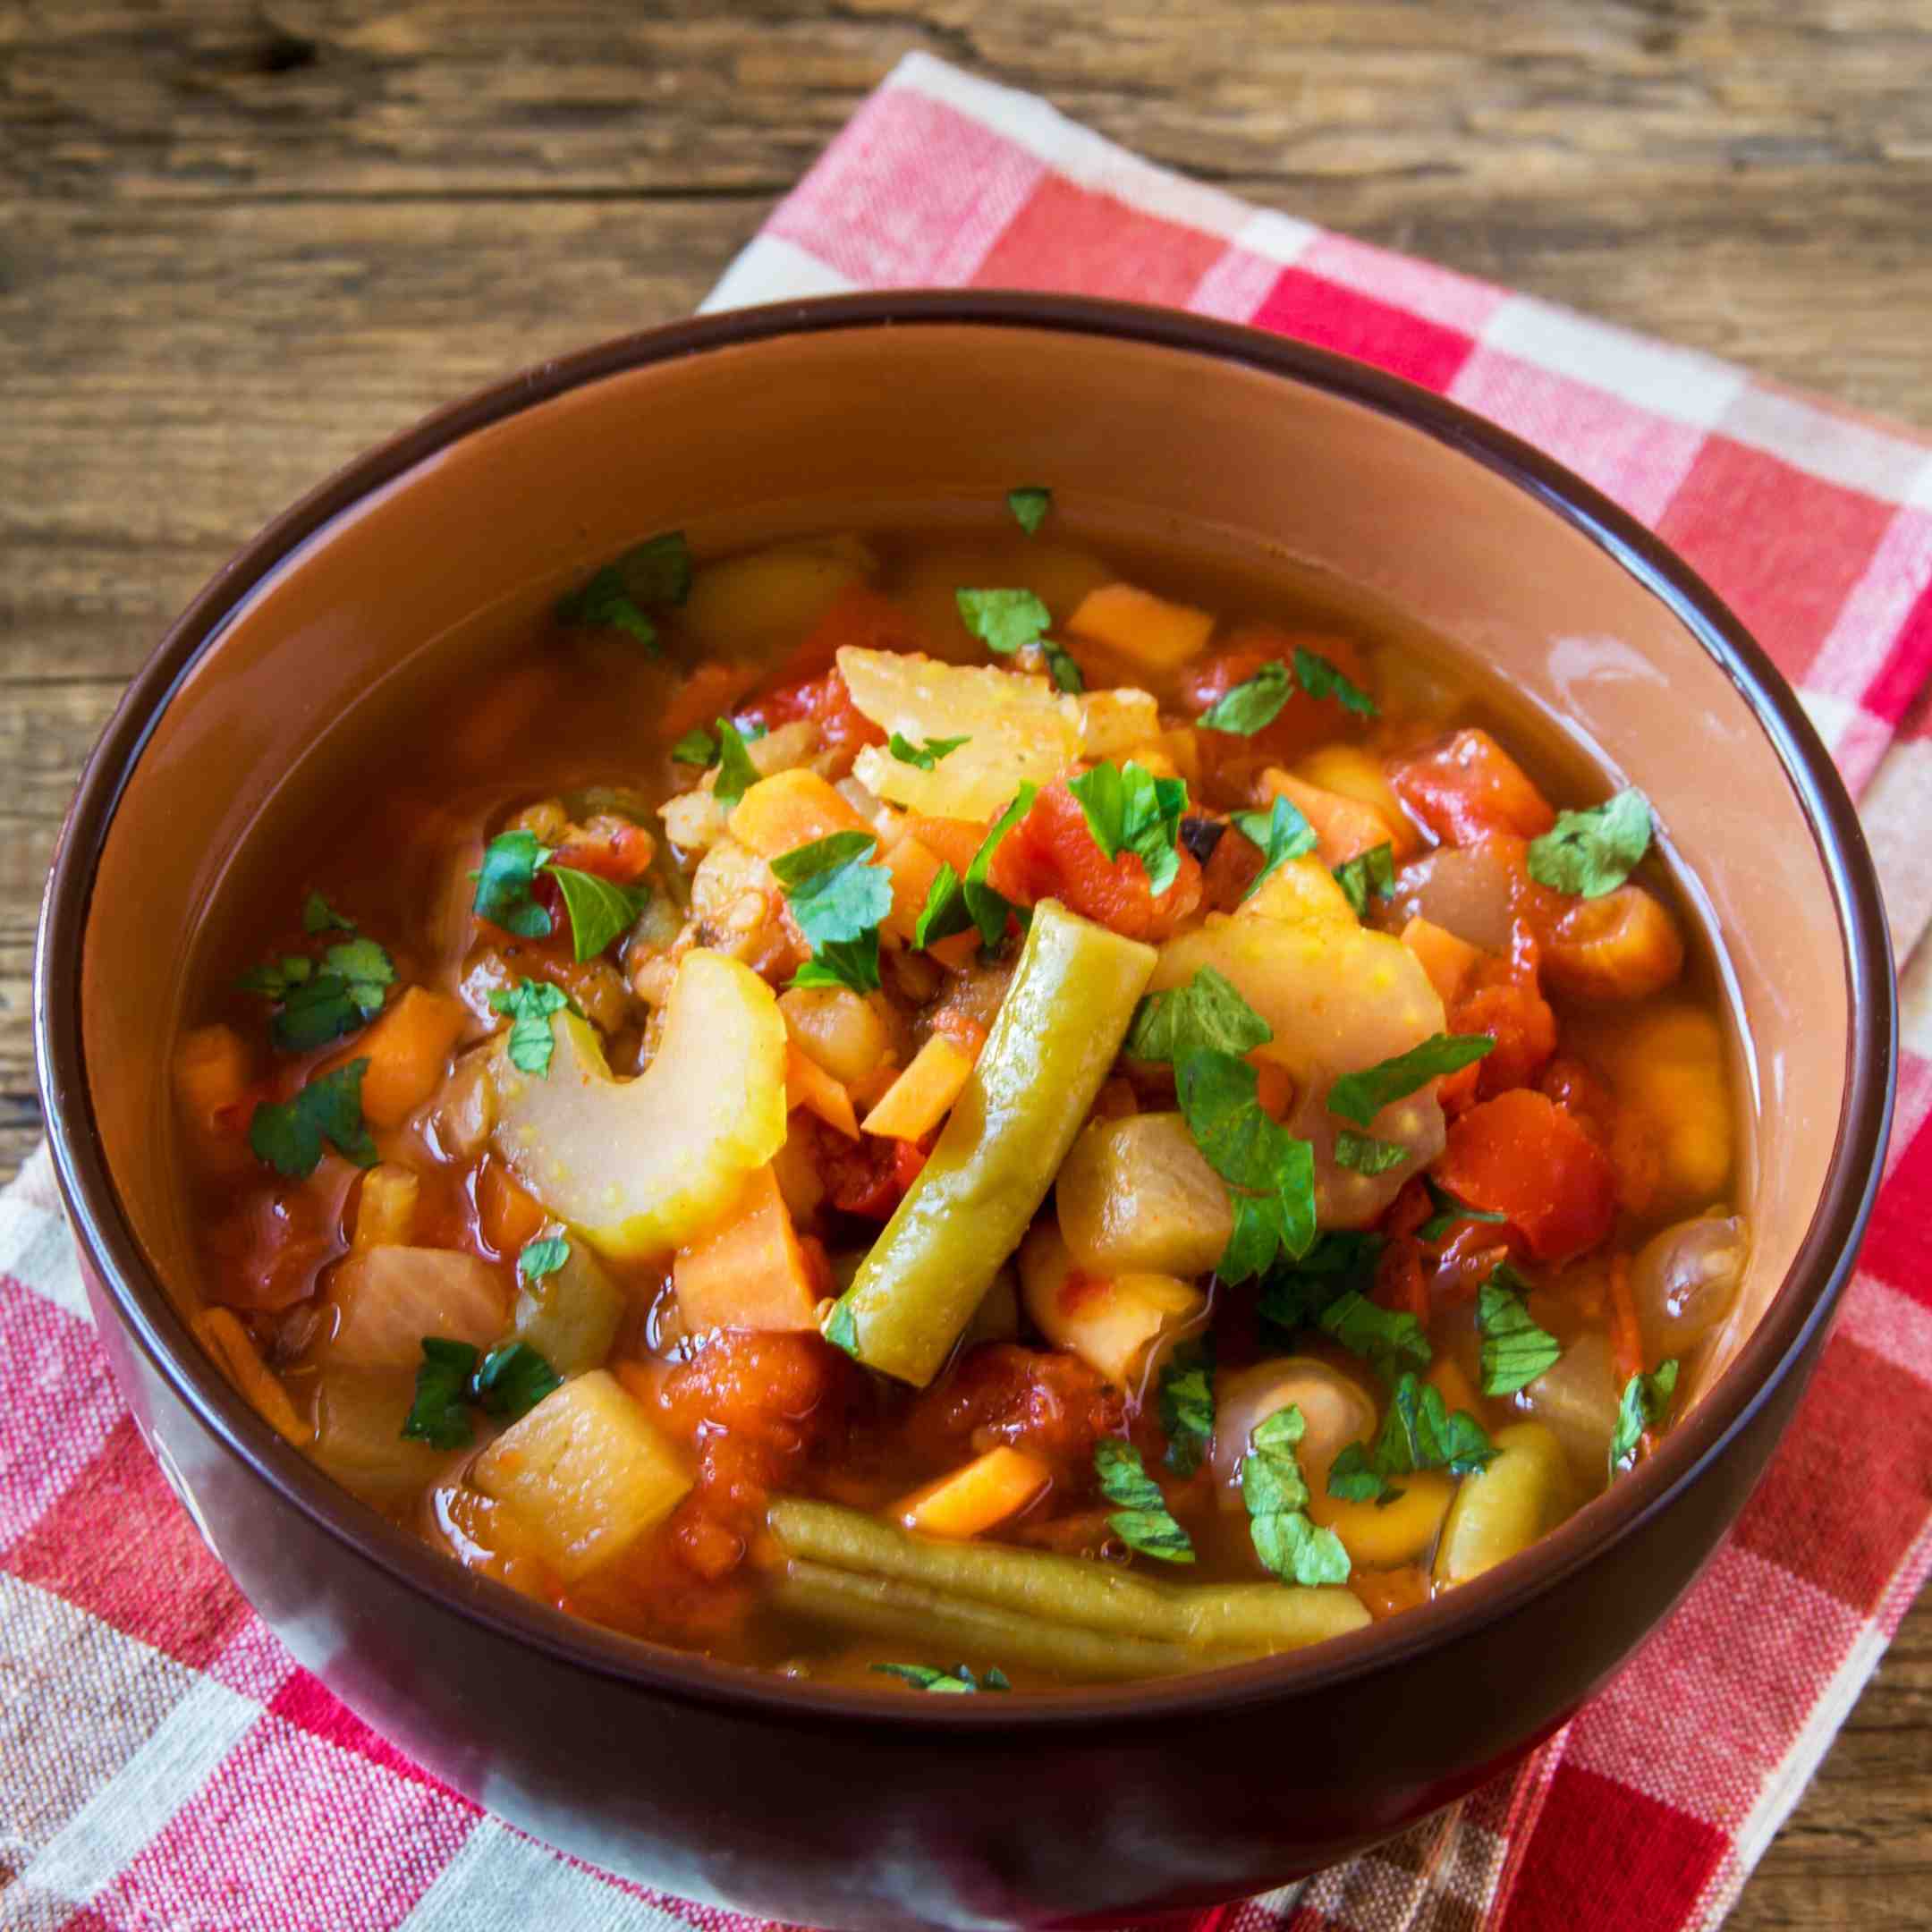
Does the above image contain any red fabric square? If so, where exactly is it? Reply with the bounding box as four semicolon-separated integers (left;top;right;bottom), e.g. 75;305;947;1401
970;174;1225;304
1853;1108;1932;1309
1496;1763;1725;1932
98;1713;476;1932
268;1669;461;1794
1863;570;1932;725
4;1415;250;1671
1250;267;1475;392
1729;1331;1932;1614
1656;436;1894;691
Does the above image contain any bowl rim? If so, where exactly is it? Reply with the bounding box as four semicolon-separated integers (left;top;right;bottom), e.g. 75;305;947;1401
33;289;1897;1733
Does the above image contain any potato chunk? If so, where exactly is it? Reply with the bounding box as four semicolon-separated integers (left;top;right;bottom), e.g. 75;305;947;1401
1017;1221;1205;1388
1055;1112;1233;1278
472;1371;693;1582
323;1247;507;1369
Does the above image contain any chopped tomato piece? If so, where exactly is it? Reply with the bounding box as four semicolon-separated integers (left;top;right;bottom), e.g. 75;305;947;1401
818;1125;928;1220
549;814;655;885
1182;628;1374;767
201;1183;342;1312
1449;971;1557;1101
1199;818;1264;911
1388;729;1556;846
1432;1089;1618;1265
987;782;1203;942
911;1343;1125;1481
741;665;886;778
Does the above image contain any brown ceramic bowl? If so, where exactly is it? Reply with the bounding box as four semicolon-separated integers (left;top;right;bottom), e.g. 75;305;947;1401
36;293;1894;1929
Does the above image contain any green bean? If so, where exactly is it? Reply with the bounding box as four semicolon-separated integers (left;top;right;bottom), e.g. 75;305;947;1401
826;899;1157;1386
776;1561;1202;1682
767;1497;1369;1650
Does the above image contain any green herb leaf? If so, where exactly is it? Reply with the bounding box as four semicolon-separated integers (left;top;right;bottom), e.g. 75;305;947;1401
1006;487;1053;536
472;829;555;939
1174;1047;1317;1282
773;832;894;996
1293;645;1377;719
870;1662;1011;1693
1333;1128;1411;1175
1528;787;1656;900
470;1341;563;1421
1095;1437;1195;1563
713;717;761;808
518;1234;571;1284
822;1299;860;1357
888;732;971;771
1198;659;1292;736
402;1337;480;1449
672;725;719;767
1326;1371;1497;1504
555;531;692;651
1318;1289;1432;1384
1256;1232;1387;1335
1327;1031;1497;1127
1332;842;1396;919
302;892;355;935
247;1058;379;1179
1241;1406;1352;1586
917;786;1038;953
956;587;1052;657
1066;761;1189;895
1038;640;1085;693
548;866;649;963
913;861;968;951
1125;966;1273;1064
488;981;572;1078
236;955;312;999
1231;795;1318;902
323;937;394;1018
1610;1359;1680;1471
1416;1177;1509;1244
1157;1336;1216;1477
1478;1265;1562;1397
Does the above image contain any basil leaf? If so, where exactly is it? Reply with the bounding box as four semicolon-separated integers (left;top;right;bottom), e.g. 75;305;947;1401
1257;1232;1386;1335
712;717;761;807
888;732;970;771
1293;645;1376;719
956;587;1051;657
488;981;572;1078
1327;1032;1497;1127
1066;760;1188;896
470;1341;563;1421
1528;787;1656;899
1157;1336;1216;1477
1231;794;1318;901
1006;487;1052;536
1125;966;1272;1064
1241;1406;1351;1586
1478;1266;1562;1397
1327;1371;1497;1504
548;866;649;963
1198;659;1292;736
302;892;355;935
1174;1046;1317;1282
472;829;555;939
1095;1437;1195;1563
1318;1289;1431;1384
1333;1128;1411;1174
1610;1359;1680;1472
774;832;893;996
518;1234;571;1284
402;1338;480;1449
248;1058;378;1179
1332;842;1395;918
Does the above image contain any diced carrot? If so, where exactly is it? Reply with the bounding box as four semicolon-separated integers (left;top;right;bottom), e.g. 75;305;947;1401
173;1024;252;1136
1387;729;1555;846
1432;1089;1618;1265
861;1034;973;1141
903;815;987;878
1260;769;1394;869
925;929;981;972
895;1445;1052;1539
728;767;872;860
1294;743;1421;859
352;1163;419;1250
673;1165;820;1333
193;1308;309;1446
479;1157;548;1258
1400;916;1482;1008
1066;582;1216;672
881;834;945;943
786;1044;860;1140
346;987;467;1129
661;660;759;747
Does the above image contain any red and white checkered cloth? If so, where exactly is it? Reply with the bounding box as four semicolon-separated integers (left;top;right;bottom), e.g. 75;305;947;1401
6;52;1932;1932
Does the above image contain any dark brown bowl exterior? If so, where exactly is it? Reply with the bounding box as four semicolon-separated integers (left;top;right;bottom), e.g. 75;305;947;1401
36;294;1895;1931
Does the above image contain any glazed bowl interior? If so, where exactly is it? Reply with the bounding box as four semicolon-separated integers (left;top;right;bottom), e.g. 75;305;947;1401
50;297;1885;1716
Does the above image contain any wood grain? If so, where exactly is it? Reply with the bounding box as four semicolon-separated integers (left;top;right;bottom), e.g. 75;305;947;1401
4;4;1928;1921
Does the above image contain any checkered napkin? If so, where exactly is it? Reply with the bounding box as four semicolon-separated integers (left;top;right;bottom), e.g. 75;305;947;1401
6;51;1932;1932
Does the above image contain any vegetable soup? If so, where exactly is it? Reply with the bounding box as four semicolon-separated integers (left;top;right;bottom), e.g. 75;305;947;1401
170;495;1746;1690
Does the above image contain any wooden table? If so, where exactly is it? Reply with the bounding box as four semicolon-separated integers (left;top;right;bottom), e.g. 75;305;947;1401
4;4;1928;1919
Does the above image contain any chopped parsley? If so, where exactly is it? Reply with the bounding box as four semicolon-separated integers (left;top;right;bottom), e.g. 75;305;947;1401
1332;1128;1410;1175
548;866;649;963
1257;1231;1386;1336
1293;645;1377;719
712;717;762;807
1157;1337;1216;1477
1125;966;1272;1064
1318;1290;1432;1384
1037;640;1085;693
1241;1407;1351;1586
517;1233;572;1284
1478;1265;1562;1396
870;1662;1012;1693
248;1060;377;1179
402;1336;562;1449
1610;1359;1680;1472
1332;842;1396;919
1095;1437;1195;1564
1416;1177;1508;1244
1006;486;1053;536
772;831;894;996
888;732;970;771
1066;760;1188;895
302;892;355;935
672;725;719;766
555;530;692;652
241;935;395;1054
471;829;554;939
956;587;1051;657
1198;659;1292;736
1230;794;1318;902
488;980;573;1077
1174;1046;1317;1283
1327;1372;1497;1504
1327;1031;1497;1127
913;784;1037;953
1527;787;1656;899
